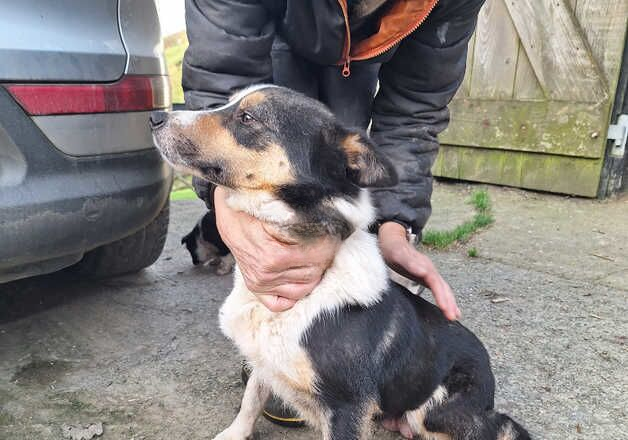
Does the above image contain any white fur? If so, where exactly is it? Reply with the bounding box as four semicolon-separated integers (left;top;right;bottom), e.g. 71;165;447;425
328;189;376;231
217;188;389;431
224;189;296;224
497;422;518;440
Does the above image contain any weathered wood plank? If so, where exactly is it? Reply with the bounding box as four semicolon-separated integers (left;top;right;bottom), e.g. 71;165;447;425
575;0;628;85
504;0;608;102
458;32;476;98
440;99;607;158
433;146;604;197
513;43;545;100
469;0;519;99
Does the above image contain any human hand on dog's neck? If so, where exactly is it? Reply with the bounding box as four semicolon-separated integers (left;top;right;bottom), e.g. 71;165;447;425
378;222;461;321
214;186;340;312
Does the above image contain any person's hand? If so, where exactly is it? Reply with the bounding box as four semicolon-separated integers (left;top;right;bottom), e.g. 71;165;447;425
378;221;461;321
214;186;340;312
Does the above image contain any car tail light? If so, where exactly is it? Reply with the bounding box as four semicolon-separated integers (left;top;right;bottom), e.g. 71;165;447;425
5;75;170;116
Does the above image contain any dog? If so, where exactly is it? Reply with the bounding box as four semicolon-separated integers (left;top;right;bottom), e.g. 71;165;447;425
150;85;530;440
181;210;235;275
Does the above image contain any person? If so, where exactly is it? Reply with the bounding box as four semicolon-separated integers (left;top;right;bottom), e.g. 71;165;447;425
182;0;485;435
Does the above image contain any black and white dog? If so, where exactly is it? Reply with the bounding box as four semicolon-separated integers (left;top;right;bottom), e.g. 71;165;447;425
150;85;530;440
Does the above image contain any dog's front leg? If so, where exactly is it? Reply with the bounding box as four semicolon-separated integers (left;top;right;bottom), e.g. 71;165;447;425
213;370;270;440
322;405;371;440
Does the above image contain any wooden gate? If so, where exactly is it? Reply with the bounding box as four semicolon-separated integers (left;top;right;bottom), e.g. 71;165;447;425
434;0;628;197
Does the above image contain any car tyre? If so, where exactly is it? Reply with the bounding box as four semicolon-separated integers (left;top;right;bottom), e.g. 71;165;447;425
71;201;169;277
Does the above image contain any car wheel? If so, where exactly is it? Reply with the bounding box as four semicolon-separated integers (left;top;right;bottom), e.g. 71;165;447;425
72;201;169;277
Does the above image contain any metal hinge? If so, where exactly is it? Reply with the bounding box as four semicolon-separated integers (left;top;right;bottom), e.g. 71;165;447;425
607;114;628;158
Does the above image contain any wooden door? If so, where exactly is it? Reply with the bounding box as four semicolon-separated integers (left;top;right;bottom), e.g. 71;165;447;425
434;0;628;197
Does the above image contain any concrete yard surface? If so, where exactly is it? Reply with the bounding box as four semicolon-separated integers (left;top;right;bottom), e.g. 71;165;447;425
0;182;626;439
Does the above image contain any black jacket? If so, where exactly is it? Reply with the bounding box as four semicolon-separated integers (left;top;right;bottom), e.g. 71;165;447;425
183;0;485;234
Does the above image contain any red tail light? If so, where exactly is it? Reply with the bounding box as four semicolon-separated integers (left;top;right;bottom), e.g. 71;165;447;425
6;75;170;116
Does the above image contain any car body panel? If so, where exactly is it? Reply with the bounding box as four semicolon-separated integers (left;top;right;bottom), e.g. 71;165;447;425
0;0;173;283
0;0;126;82
0;88;172;281
119;0;168;76
32;111;157;156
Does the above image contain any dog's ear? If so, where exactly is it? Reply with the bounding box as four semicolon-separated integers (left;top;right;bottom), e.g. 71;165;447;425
338;132;397;187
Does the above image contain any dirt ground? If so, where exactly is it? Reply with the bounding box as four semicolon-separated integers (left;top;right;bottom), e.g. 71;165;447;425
0;182;626;440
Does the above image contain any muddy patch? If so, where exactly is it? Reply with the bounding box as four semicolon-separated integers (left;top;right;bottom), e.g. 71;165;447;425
11;359;72;387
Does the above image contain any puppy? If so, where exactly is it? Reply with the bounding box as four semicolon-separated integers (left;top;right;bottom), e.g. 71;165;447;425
150;85;530;440
181;210;235;275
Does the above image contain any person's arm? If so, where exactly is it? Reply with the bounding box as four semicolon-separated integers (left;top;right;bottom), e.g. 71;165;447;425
370;0;485;234
371;0;485;320
183;0;275;110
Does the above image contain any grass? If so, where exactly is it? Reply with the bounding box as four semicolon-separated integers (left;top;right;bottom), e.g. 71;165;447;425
467;247;479;258
164;31;188;105
170;188;198;201
422;189;494;249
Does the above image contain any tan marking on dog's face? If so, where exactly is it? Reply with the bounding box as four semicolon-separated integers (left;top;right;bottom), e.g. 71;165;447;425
171;112;295;190
239;91;266;108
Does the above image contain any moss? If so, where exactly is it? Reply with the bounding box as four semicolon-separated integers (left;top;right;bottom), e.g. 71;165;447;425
0;410;15;426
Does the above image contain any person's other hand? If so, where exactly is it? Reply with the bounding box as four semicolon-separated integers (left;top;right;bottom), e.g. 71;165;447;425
378;222;461;321
214;186;340;312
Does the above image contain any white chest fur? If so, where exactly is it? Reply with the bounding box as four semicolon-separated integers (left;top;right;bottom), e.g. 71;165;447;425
218;228;388;425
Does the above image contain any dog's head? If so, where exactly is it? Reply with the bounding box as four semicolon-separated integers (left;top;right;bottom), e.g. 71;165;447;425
151;85;396;237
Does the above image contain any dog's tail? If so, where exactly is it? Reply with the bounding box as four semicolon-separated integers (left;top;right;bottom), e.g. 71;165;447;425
488;411;531;440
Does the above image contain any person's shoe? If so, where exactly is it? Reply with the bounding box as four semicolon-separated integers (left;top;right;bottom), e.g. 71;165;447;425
241;362;305;428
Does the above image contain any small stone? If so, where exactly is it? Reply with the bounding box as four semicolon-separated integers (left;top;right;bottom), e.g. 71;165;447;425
61;422;103;440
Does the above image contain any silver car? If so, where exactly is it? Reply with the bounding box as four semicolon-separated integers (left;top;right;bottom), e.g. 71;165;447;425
0;0;173;283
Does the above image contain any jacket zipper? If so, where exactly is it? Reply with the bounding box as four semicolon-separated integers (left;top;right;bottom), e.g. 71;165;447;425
337;0;440;76
338;0;352;77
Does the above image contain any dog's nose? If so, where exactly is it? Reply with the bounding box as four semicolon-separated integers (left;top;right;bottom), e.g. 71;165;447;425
149;111;168;129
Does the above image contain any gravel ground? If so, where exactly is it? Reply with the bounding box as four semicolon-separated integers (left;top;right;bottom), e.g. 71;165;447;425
0;183;626;439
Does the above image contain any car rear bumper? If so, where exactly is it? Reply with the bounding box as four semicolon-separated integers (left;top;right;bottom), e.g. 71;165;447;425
0;87;172;283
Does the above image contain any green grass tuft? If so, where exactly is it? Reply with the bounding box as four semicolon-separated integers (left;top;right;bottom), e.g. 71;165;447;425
469;189;491;212
422;189;494;249
170;188;198;201
467;247;478;257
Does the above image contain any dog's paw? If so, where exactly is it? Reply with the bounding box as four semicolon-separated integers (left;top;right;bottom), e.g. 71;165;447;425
214;254;236;276
212;427;251;440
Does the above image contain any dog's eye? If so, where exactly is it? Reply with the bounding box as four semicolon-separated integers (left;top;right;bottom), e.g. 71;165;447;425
240;112;255;124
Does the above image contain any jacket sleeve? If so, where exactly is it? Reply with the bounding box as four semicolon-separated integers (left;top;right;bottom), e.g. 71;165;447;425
182;0;275;110
369;0;485;235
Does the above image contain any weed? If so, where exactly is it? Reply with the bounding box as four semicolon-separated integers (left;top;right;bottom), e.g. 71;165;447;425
467;247;478;257
69;397;88;412
422;189;494;249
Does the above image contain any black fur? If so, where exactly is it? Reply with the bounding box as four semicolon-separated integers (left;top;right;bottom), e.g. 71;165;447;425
154;87;530;438
181;210;229;265
303;283;530;439
181;223;202;265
